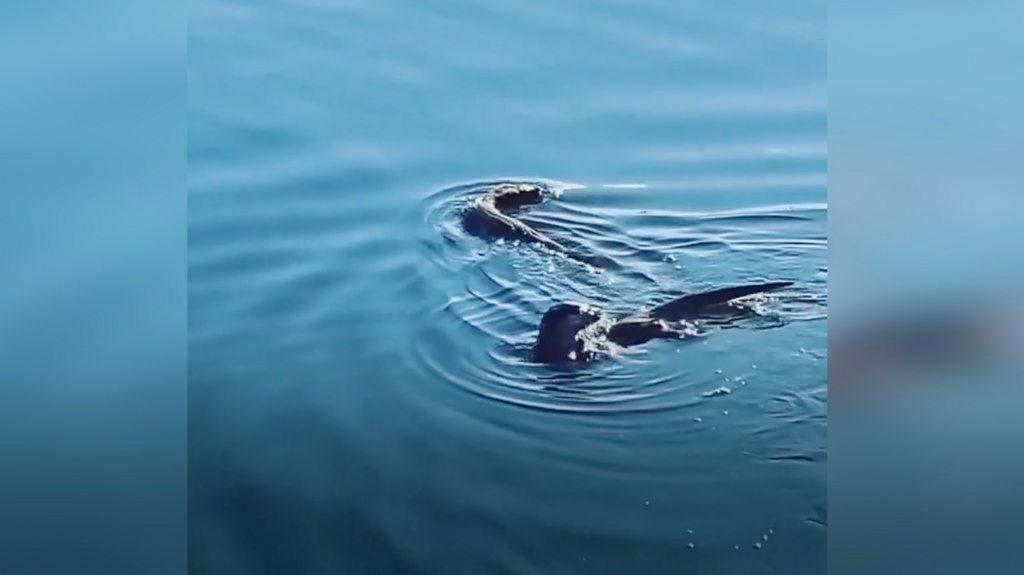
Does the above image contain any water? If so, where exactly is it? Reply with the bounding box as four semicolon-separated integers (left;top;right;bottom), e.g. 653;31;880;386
189;1;826;573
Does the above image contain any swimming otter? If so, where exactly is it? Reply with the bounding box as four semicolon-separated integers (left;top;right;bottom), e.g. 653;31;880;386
461;182;623;268
457;182;791;362
460;182;570;254
534;282;793;363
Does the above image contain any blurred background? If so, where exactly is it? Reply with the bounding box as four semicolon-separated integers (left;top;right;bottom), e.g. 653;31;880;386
830;0;1024;573
0;2;185;574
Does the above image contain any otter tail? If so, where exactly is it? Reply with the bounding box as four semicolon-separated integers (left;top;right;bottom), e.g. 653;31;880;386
649;281;792;321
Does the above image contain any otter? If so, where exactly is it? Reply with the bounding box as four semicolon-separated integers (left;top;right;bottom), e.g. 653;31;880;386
457;182;792;363
534;282;793;363
460;182;569;253
460;182;622;268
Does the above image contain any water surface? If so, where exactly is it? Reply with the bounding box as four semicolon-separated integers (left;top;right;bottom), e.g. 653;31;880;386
190;0;826;573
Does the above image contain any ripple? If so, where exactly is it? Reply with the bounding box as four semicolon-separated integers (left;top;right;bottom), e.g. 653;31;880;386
407;179;824;416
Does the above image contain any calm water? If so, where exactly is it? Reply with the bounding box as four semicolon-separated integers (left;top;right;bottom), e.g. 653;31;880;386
189;0;827;573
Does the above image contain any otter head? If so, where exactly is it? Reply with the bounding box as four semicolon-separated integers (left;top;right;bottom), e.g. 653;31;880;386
534;303;602;363
490;183;544;211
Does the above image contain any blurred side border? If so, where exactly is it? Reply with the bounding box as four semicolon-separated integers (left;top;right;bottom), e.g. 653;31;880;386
831;0;1024;573
0;1;186;573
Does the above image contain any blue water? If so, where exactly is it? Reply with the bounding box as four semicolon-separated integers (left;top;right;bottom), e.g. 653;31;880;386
189;0;826;573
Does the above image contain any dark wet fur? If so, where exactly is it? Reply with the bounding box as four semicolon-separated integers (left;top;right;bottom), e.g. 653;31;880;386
649;282;793;321
534;282;793;363
461;183;568;252
461;183;621;269
533;304;602;363
455;183;792;363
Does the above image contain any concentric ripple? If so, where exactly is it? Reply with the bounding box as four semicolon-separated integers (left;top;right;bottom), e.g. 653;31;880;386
406;179;826;415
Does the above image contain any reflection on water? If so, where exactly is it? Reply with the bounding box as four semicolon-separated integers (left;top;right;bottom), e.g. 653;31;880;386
190;0;826;573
